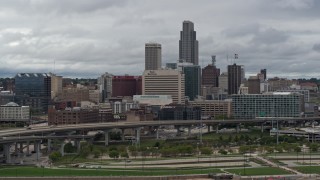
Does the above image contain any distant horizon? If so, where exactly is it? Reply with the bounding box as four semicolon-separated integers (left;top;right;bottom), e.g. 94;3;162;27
0;71;319;80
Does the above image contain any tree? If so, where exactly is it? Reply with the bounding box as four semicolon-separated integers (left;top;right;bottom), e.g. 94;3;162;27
120;152;129;158
109;150;119;159
49;151;62;162
294;146;301;153
309;143;319;152
128;146;138;158
275;146;283;153
64;142;76;153
239;146;250;154
265;146;274;154
79;145;91;158
218;149;228;155
200;147;212;155
93;149;101;158
154;142;161;148
234;136;239;143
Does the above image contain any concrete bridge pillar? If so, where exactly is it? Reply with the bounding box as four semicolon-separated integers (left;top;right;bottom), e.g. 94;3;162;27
135;127;141;145
261;123;264;133
14;142;18;155
188;126;191;137
26;141;30;155
60;142;66;157
156;126;159;139
4;144;11;164
35;141;41;161
104;130;111;146
236;124;240;133
121;128;125;141
216;125;219;134
207;125;211;133
175;125;181;136
19;143;23;153
75;140;81;153
47;139;52;153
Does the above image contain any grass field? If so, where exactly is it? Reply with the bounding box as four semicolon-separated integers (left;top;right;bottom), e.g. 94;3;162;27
225;167;292;176
0;166;222;177
293;166;320;174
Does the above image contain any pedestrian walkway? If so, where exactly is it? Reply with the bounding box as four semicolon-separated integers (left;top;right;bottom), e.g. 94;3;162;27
255;156;303;175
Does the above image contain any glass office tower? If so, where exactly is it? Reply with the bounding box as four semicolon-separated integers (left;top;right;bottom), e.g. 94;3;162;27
15;73;51;113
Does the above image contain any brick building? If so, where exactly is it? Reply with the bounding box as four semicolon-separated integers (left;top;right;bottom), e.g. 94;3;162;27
48;107;99;125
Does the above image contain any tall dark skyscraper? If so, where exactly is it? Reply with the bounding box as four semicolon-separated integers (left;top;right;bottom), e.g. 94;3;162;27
15;73;51;113
179;21;199;65
228;64;242;95
181;64;201;101
145;43;161;70
260;69;267;80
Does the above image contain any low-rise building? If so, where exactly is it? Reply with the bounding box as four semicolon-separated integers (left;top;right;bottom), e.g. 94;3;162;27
158;105;201;120
55;87;89;103
232;92;304;119
133;95;172;106
188;99;232;118
99;103;113;122
0;102;30;122
48;107;99;125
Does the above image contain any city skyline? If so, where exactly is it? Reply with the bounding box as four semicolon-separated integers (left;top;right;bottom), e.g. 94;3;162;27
0;0;320;78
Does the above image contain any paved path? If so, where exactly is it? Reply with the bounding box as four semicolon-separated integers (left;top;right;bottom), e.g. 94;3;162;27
255;156;303;175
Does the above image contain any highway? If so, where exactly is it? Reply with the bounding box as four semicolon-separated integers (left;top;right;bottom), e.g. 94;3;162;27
0;117;319;138
0;135;94;144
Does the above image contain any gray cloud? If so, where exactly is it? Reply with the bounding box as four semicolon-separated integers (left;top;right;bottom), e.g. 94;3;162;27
251;28;289;45
313;44;320;52
0;0;319;79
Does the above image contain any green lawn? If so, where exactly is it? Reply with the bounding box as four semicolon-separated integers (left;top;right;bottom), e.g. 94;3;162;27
0;166;222;177
293;166;320;174
225;167;292;176
202;129;268;141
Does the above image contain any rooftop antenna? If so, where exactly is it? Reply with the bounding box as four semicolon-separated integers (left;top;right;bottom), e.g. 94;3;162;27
234;53;238;64
211;55;216;66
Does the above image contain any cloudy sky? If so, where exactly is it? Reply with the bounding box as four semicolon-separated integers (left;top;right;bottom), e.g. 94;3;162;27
0;0;319;78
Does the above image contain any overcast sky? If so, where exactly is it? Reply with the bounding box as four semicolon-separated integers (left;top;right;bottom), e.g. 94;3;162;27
0;0;319;79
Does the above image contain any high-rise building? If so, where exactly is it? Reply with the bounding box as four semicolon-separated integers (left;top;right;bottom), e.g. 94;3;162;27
14;73;51;113
179;20;199;65
145;43;161;70
240;65;246;83
248;76;261;94
177;62;201;101
112;76;142;97
260;69;267;80
228;64;242;95
219;72;228;93
50;73;62;100
97;72;113;102
143;69;185;104
202;56;220;87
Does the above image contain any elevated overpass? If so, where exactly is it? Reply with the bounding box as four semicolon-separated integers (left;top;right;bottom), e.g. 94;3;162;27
1;117;319;164
1;117;320;138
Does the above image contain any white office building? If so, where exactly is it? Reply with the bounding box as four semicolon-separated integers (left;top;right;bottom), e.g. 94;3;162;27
0;102;30;122
143;69;185;104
